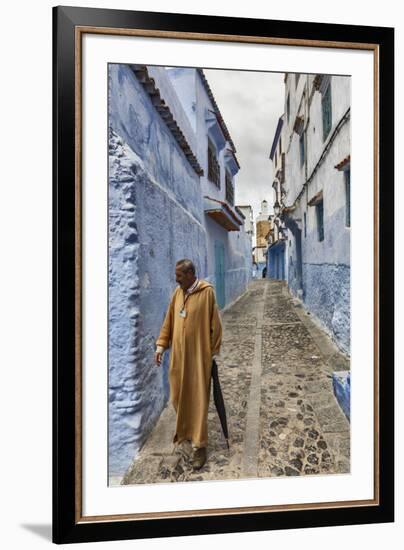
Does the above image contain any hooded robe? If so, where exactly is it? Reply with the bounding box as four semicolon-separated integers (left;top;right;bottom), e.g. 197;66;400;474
156;280;222;448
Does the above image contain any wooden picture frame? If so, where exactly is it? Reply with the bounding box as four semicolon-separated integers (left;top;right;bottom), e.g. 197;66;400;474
53;5;394;544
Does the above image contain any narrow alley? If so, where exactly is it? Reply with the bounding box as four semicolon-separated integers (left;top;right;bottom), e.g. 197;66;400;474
121;278;350;485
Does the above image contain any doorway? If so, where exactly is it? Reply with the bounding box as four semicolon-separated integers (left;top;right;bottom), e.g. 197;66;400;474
214;240;225;309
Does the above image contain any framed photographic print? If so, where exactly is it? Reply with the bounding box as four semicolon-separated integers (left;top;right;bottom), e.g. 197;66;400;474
52;4;394;544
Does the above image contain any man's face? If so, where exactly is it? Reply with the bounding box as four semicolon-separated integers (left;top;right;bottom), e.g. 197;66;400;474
175;266;195;290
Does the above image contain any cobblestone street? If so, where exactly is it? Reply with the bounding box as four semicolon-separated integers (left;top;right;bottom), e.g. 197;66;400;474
120;279;350;486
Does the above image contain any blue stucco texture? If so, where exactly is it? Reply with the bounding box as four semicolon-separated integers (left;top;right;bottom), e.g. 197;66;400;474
302;263;350;354
109;130;167;475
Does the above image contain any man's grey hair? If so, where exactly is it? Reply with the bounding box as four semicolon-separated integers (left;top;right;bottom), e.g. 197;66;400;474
176;259;196;275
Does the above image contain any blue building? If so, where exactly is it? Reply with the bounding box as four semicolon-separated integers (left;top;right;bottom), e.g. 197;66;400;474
268;73;351;354
108;64;252;478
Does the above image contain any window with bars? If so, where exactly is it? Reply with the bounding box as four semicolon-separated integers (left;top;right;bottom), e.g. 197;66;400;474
225;170;234;206
344;169;351;227
208;138;220;187
316;199;324;241
322;81;332;141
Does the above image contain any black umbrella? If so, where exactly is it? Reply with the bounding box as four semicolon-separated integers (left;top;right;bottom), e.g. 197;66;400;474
211;358;230;450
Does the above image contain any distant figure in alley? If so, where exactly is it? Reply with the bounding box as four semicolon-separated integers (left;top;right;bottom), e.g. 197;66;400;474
154;259;223;470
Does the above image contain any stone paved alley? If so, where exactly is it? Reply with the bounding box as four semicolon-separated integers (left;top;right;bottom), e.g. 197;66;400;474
119;279;350;485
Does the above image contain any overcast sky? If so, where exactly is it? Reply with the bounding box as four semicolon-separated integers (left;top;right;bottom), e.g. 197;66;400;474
204;68;285;225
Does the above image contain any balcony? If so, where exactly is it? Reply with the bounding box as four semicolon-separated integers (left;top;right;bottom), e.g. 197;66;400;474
204;195;243;231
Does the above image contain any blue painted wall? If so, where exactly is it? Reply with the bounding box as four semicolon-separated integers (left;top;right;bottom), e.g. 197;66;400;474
302;263;350;352
286;205;350;354
108;64;252;477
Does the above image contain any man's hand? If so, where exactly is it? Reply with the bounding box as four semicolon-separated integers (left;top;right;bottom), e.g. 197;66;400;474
154;351;163;366
154;345;165;366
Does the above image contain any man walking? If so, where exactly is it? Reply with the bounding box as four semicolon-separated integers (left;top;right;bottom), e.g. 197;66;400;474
154;259;222;470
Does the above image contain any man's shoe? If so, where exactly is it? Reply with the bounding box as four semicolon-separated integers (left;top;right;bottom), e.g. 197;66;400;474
191;447;207;470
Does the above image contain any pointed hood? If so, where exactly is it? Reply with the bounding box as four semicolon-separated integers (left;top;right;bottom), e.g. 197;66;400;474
192;279;213;293
175;278;213;296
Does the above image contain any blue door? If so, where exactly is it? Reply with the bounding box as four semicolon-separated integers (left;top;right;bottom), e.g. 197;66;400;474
214;241;225;309
280;244;285;280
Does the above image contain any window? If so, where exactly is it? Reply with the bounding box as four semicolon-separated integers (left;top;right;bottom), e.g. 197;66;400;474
316;200;324;241
225;170;234;206
286;93;290;123
304;212;307;238
207;137;220;187
322;81;332;141
299;132;305;167
344;169;351;227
